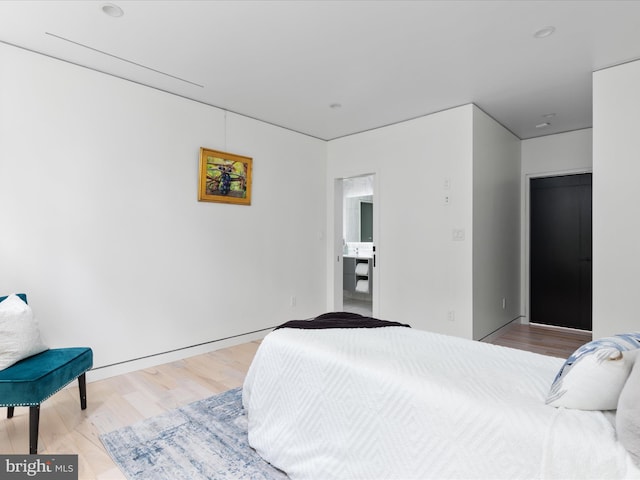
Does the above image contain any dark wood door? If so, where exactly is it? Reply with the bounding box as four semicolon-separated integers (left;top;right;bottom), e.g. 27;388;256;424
530;174;592;330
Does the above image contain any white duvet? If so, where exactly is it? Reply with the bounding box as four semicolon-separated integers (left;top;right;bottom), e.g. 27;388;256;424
243;326;640;479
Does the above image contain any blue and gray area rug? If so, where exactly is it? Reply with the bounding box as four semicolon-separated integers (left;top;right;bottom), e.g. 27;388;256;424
100;387;288;480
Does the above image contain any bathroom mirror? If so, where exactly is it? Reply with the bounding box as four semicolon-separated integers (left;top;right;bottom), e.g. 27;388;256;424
360;200;373;242
343;174;374;244
345;195;373;242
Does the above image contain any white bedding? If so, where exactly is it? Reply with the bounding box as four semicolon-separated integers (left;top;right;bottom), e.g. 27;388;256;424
243;326;640;479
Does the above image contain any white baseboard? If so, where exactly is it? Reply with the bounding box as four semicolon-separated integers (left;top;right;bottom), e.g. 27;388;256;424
479;316;524;343
85;329;271;383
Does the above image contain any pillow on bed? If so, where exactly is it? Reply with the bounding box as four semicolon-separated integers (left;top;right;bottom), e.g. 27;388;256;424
617;351;640;467
0;294;48;371
546;333;640;410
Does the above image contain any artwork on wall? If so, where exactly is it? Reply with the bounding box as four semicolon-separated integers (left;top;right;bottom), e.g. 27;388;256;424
198;148;252;205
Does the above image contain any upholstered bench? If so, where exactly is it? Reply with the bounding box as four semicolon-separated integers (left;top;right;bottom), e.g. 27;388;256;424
0;294;93;454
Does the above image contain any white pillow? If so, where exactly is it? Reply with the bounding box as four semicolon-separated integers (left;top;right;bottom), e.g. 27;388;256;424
0;294;48;371
617;350;640;467
546;333;640;410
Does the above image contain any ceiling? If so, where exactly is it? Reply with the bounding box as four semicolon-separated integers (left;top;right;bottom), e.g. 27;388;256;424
1;0;640;141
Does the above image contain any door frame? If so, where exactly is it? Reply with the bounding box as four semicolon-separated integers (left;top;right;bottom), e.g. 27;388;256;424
332;173;380;317
523;168;592;326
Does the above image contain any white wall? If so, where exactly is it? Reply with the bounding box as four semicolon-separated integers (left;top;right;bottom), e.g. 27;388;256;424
0;43;327;379
327;105;519;339
472;108;521;340
327;105;475;337
520;129;593;322
522;129;592;176
593;59;640;338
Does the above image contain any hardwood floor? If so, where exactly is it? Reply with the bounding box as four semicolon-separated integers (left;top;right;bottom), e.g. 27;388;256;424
487;321;591;358
0;323;590;479
0;341;261;479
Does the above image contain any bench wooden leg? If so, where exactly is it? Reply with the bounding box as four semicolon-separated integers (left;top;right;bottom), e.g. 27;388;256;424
10;372;88;454
29;405;40;455
78;373;87;410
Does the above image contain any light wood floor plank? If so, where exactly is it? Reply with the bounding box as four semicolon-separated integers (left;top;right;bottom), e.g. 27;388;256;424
1;326;591;479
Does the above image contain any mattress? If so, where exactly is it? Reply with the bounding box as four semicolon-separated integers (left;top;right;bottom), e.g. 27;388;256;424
242;326;640;479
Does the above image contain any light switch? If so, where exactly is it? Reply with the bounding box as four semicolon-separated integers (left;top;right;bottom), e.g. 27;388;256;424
452;229;465;241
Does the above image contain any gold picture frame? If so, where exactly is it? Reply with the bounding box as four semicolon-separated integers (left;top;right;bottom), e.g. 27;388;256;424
198;148;252;205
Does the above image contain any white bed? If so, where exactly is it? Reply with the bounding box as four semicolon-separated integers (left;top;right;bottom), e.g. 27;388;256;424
243;323;640;479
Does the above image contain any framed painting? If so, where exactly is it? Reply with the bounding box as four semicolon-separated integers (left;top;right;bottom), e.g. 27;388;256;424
198;148;252;205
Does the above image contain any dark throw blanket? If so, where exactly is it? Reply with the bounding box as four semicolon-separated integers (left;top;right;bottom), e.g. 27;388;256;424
274;311;411;330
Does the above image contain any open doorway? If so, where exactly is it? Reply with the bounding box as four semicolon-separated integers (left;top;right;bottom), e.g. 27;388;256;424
342;175;375;316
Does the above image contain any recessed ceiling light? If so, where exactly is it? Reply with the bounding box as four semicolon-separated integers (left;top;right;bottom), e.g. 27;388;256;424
543;113;556;118
330;103;342;109
533;26;555;38
535;122;551;129
102;3;124;17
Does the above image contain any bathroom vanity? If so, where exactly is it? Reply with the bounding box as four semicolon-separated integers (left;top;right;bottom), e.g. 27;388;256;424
343;256;372;295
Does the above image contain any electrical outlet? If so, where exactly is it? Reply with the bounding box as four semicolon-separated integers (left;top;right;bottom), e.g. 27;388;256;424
502;298;506;309
447;310;455;322
290;296;296;307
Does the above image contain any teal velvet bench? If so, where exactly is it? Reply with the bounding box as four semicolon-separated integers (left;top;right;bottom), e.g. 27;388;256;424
0;293;93;454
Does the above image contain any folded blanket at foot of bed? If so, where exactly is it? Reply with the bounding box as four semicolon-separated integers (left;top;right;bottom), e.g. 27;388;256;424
274;311;411;330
